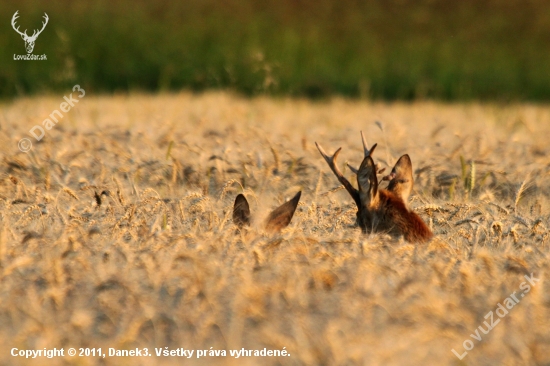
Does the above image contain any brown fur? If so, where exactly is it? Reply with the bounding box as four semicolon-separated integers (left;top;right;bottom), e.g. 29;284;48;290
357;155;432;243
359;189;433;243
317;136;433;243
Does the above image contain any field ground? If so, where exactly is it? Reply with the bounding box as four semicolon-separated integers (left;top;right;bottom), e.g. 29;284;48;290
1;92;550;365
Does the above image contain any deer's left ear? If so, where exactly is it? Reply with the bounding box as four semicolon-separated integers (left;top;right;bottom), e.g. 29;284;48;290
233;194;251;228
357;156;379;208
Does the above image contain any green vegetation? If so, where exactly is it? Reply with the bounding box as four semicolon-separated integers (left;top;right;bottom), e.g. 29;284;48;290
3;0;550;100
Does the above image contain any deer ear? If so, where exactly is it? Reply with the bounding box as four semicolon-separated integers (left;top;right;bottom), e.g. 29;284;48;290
387;154;413;202
357;156;379;207
265;191;301;233
392;154;412;177
233;194;251;228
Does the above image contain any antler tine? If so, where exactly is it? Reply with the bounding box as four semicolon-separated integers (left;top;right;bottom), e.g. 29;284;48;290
360;130;377;157
34;13;49;37
11;11;19;25
315;142;360;206
41;13;49;28
11;11;27;37
315;142;342;175
346;163;358;175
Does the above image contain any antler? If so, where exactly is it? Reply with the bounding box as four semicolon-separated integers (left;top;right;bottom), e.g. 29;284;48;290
11;11;48;40
11;11;28;37
360;130;377;157
315;142;360;207
30;13;48;39
346;131;386;175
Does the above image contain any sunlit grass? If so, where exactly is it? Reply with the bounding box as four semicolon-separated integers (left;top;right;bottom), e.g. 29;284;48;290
0;92;549;365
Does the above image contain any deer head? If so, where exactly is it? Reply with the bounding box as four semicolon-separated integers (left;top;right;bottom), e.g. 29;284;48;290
12;11;49;54
316;132;432;242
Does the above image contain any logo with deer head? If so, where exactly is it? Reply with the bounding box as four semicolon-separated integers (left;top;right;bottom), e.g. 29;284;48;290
11;10;49;54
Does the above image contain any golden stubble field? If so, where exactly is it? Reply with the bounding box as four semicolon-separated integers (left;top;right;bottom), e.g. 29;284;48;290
0;92;549;366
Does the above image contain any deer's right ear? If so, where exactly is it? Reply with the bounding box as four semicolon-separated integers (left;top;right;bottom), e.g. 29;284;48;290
233;194;251;228
265;191;301;233
357;156;379;207
386;154;413;202
391;154;413;179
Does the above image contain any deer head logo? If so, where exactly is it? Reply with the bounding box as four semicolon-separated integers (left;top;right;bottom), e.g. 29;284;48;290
11;11;49;54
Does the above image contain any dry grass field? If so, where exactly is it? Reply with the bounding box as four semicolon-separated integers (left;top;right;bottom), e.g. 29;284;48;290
1;92;550;365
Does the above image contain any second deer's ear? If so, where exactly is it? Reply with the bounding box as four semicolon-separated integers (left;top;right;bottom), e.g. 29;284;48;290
233;194;251;228
357;156;379;207
265;191;301;233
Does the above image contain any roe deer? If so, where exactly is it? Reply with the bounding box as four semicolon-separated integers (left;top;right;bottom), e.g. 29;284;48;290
316;132;432;243
233;191;302;233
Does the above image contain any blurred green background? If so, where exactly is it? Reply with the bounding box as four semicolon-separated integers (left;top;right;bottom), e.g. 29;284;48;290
2;0;550;101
